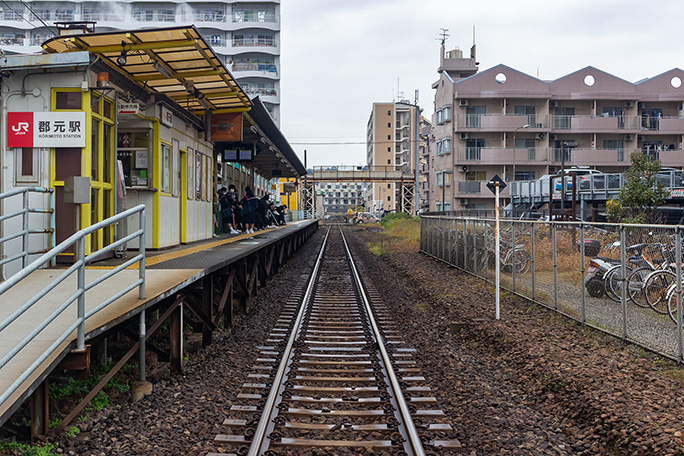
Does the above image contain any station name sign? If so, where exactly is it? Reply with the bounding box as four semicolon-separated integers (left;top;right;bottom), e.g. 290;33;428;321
7;112;86;148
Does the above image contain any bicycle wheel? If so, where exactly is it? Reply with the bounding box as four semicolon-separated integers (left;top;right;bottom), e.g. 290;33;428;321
511;249;531;274
644;270;676;314
667;283;682;323
626;267;652;309
604;265;628;302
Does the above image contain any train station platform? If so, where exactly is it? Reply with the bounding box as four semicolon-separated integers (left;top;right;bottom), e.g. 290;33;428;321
0;219;318;429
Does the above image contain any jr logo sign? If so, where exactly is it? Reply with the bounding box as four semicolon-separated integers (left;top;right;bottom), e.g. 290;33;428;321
7;112;86;148
7;112;34;147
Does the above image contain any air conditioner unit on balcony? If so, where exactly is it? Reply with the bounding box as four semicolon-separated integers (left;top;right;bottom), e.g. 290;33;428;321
624;101;634;108
638;135;644;141
459;132;469;140
549;101;557;108
459;165;469;173
458;99;469;107
549;134;557;141
624;134;634;141
459;199;468;205
535;133;546;140
638;102;644;109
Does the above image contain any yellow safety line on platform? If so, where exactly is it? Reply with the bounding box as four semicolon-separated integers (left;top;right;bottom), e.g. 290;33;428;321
86;229;275;270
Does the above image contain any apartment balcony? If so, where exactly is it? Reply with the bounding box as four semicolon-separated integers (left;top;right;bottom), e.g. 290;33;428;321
550;148;635;166
656;117;684;133
459;147;550;164
656;149;684;167
551;115;640;131
457;180;510;198
458;114;547;130
231;62;279;79
230;38;279;54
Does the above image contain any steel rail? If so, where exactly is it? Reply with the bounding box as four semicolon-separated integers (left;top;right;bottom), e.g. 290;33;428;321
339;226;427;456
247;226;332;456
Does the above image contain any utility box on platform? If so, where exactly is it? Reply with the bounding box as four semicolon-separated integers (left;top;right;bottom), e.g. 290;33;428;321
63;176;90;204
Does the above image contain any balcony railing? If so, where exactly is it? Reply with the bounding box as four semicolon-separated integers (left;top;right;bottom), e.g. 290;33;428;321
458;181;481;194
191;11;225;22
232;38;277;47
0;36;24;46
232;62;277;73
242;88;277;97
459;114;547;130
232;11;277;23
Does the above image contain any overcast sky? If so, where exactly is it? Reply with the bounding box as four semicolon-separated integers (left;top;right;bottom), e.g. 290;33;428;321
279;0;684;168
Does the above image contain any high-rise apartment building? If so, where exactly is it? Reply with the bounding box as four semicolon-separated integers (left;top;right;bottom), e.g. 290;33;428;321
0;0;281;123
429;42;684;212
366;101;420;212
316;181;367;215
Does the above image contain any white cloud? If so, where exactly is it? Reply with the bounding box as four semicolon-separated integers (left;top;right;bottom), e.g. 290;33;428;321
280;0;684;166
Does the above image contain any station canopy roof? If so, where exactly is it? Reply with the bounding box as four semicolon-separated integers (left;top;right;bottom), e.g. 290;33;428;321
41;25;251;115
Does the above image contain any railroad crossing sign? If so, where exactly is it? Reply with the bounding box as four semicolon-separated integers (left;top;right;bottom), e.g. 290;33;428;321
486;175;507;195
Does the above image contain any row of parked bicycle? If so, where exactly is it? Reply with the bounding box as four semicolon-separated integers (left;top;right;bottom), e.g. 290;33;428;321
583;239;684;323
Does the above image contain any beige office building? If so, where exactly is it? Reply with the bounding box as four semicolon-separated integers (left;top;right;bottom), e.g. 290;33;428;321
366;101;420;213
429;44;684;212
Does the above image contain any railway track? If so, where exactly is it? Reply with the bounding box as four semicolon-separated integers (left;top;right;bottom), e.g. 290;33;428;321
212;226;461;455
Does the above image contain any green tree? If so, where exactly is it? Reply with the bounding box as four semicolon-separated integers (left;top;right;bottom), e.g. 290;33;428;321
611;151;668;224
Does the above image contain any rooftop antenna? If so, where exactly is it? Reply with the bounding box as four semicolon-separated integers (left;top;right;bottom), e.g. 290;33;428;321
470;25;477;62
437;28;449;46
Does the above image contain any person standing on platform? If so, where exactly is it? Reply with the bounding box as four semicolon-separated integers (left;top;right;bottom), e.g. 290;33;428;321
228;184;241;232
219;187;239;235
240;187;258;234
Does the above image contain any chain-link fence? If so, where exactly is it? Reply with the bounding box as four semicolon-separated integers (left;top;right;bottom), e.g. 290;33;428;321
420;215;684;361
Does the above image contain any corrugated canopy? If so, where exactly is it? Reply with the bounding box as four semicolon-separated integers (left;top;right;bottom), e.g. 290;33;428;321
41;26;251;115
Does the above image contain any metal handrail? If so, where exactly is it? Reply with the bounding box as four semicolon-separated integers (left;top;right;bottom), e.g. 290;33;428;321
0;187;55;272
0;204;145;409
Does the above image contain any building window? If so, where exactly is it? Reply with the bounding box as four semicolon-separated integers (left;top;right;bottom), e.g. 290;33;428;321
387;147;391;152
132;8;153;21
387;110;391;116
15;147;40;183
117;131;150;188
514;171;536;181
161;143;171;193
387;135;391;140
55;91;81;110
465;138;486;160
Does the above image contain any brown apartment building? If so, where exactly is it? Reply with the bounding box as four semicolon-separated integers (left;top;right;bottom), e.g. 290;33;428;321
429;45;684;212
366;101;420;213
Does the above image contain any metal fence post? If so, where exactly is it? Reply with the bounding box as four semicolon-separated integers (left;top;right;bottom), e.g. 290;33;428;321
677;227;682;361
531;223;536;302
580;223;586;323
511;221;516;292
483;221;489;280
77;236;86;350
472;220;477;273
22;191;29;269
440;217;445;260
552;223;558;310
139;209;146;299
620;226;627;340
447;219;453;265
462;220;467;270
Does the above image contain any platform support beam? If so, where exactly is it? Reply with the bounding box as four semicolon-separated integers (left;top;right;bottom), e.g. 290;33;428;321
170;302;183;375
29;379;49;438
202;276;213;347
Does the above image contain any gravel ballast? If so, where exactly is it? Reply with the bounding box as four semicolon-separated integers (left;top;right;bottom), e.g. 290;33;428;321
40;226;684;455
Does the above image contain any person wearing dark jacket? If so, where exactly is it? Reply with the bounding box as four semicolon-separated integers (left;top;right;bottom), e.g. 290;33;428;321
240;187;258;234
219;187;239;234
